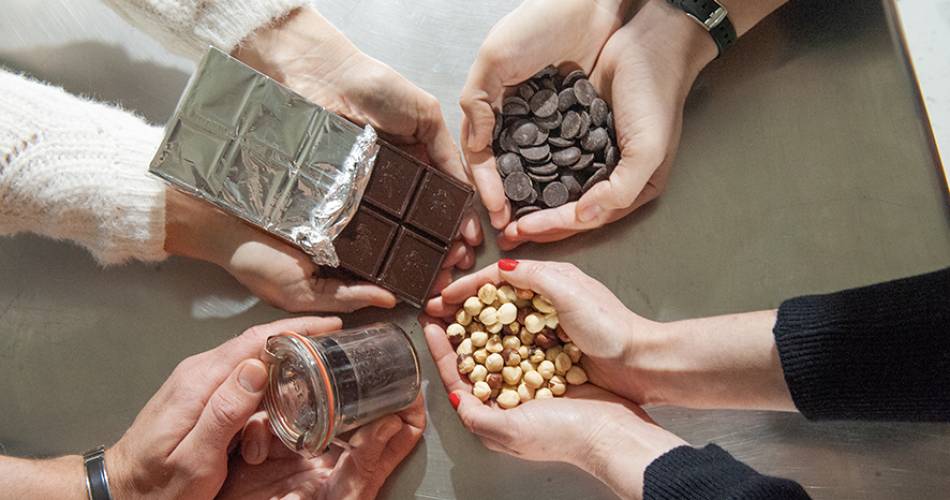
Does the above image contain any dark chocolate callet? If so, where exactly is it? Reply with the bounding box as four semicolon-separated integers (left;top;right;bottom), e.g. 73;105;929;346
583;167;609;193
573;78;596;106
529;89;559;118
548;135;573;148
605;146;620;169
560;174;582;199
562;69;586;88
551;147;581;167
502;96;529;116
569;153;595;172
590;98;608;127
519;144;551;163
497;153;524;177
527;171;558;183
504;172;535;202
581;127;609;152
558;88;578;112
510;120;540;147
560;111;581;140
514;205;542;218
542;182;570;208
535;111;562;131
526;162;558;176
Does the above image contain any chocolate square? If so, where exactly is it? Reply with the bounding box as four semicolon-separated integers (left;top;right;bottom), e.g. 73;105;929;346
378;228;447;306
334;207;399;280
405;169;471;242
362;145;425;218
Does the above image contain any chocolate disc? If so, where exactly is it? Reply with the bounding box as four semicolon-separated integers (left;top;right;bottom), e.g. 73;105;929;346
527;171;559;183
548;135;574;148
606;111;614;131
558;88;578;112
526;162;558;175
514;205;542;218
502;96;529;116
539;77;557;91
535;111;562;131
510;120;540;147
560;174;582;199
530;128;550;146
519;144;551;162
504;172;535;202
560;111;582;140
551;147;581;167
577;111;591;139
517;83;536;101
605;145;620;169
573;78;596;106
492;113;503;142
590;98;608;127
582;167;609;193
569;153;595;171
542;182;570;208
497;153;524;177
581;127;609;152
532;65;558;79
499;129;520;154
529;89;559;118
563;69;586;88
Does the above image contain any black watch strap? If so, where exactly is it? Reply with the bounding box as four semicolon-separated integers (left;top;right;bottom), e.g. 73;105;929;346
666;0;737;57
82;446;114;500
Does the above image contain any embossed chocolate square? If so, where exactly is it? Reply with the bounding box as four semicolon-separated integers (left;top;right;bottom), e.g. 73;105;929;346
335;141;472;307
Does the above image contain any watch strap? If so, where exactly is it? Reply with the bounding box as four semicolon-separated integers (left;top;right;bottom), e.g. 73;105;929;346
82;446;113;500
666;0;737;57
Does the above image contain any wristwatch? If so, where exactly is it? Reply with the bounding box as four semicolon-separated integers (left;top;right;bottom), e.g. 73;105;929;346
666;0;737;57
82;445;114;500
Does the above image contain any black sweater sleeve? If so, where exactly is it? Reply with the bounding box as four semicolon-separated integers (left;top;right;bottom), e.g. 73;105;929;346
644;445;810;499
774;267;950;420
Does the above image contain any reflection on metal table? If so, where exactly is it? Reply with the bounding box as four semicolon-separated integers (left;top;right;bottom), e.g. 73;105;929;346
1;0;948;499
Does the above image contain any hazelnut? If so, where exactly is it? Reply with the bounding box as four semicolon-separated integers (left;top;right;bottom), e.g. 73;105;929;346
549;375;567;396
457;355;476;374
486;321;504;334
524;313;545;334
473;381;491;401
496;389;520;409
503;349;522;367
554;352;573;375
455;309;472;326
538;360;556;380
502;335;521;350
469;364;488;383
485;353;504;372
516;308;530;325
529;349;545;364
478;283;498;305
470;330;488;348
532;295;555;314
517;345;530;359
456;338;473;356
497;302;518;325
463;296;483;316
498;285;516;304
479;306;499;326
523;370;544;389
520;360;534;373
486;373;503;391
545;346;563;362
533;331;559;350
517;382;535;402
515;287;534;300
486;335;504;353
544;313;559;330
446;323;466;346
519;330;535;347
473;348;488;364
502;366;523;386
556;325;571;343
466;322;481;334
566;366;589;385
535;387;554;399
563;343;582;363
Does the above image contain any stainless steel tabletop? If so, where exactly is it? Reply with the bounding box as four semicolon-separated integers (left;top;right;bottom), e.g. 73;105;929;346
1;1;949;499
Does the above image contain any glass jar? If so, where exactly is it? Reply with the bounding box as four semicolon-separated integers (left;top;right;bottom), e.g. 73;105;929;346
262;322;421;456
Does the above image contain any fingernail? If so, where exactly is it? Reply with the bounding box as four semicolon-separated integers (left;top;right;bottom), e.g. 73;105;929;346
578;203;603;223
238;361;268;393
498;258;519;271
448;392;461;410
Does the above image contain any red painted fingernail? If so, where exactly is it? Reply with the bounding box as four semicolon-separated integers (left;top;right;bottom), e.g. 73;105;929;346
448;392;461;410
498;258;519;271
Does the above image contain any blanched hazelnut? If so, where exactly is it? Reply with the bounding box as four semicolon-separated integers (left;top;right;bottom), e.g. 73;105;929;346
473;381;491;401
535;387;554;399
486;373;503;390
545;346;563;362
485;353;504;372
520;360;534;373
478;283;498;305
538;360;555;380
463;296;483;316
502;335;521;350
532;295;555;314
517;345;530;359
456;338;473;356
554;352;573;375
486;335;504;353
497;302;518;325
473;348;488;364
524;313;545;334
456;309;472;326
515;287;534;300
446;323;466;346
470;330;488;348
498;285;516;304
503;349;521;367
496;389;520;409
519;330;535;347
566;366;589;385
548;375;567;396
544;313;559;330
505;321;521;335
563;343;582;363
458;355;475;374
502;366;523;386
517;382;535;402
466;322;481;334
486;321;504;334
479;306;498;326
523;370;544;389
529;349;545;364
469;364;488;383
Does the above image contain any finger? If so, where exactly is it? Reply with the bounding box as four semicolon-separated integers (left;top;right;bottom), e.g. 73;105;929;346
450;390;513;444
422;322;471;394
496;259;590;307
178;359;268;462
423;295;458;319
431;269;455;296
442;241;469;270
458;246;476;270
348;414;405;466
497;224;580;250
311;278;398;312
459;210;484;247
417;99;469;184
240;412;271;465
575;151;663;223
435;263;503;306
396;394;427;431
459;52;506;152
464;137;510;225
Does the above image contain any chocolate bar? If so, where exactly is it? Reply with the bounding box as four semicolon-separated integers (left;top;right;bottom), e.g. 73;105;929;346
334;143;472;306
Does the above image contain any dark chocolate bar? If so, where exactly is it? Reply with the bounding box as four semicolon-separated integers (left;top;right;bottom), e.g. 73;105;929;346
334;142;472;306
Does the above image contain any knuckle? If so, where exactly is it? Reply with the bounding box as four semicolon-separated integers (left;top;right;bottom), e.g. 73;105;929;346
208;391;244;429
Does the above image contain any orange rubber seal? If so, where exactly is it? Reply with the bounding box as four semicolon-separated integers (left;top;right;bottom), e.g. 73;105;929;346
280;330;336;452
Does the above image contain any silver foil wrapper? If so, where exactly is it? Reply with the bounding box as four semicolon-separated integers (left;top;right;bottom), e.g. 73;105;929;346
149;47;379;266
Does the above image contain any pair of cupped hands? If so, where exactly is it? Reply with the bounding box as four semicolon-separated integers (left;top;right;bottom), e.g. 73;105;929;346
166;0;718;314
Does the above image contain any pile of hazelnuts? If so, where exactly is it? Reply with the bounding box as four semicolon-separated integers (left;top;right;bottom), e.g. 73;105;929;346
447;282;589;409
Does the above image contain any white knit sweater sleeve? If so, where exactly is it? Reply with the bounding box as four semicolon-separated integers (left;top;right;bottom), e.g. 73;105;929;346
102;0;311;60
0;70;167;265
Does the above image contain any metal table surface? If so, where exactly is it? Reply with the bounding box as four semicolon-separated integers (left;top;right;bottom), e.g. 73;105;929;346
1;1;948;499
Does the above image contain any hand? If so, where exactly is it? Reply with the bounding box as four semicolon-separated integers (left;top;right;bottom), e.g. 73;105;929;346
105;316;343;499
235;6;482;262
165;188;399;312
421;315;685;500
218;397;425;500
460;0;632;230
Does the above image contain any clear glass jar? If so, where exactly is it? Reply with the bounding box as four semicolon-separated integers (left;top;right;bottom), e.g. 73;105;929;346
262;322;421;456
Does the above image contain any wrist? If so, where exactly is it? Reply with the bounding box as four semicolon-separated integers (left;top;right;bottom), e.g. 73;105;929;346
163;187;234;267
630;0;719;79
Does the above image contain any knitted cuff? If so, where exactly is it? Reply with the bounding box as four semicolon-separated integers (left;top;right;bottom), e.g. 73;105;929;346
103;0;310;60
774;268;950;420
644;444;810;500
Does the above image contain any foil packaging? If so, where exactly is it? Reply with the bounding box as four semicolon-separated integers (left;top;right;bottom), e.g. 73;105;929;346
149;47;379;266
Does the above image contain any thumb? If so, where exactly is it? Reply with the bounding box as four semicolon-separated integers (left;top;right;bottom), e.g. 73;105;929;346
182;359;268;460
574;156;654;223
451;390;513;444
496;259;580;308
459;57;504;152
